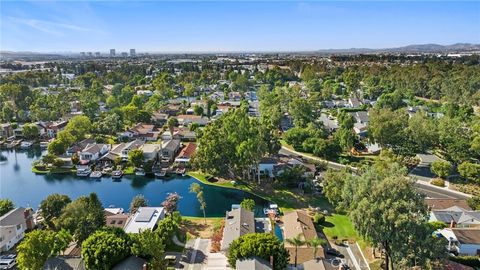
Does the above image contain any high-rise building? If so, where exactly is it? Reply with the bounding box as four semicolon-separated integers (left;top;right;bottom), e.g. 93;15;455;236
110;49;115;57
121;52;128;57
130;49;136;57
95;52;101;57
80;52;85;57
87;52;93;57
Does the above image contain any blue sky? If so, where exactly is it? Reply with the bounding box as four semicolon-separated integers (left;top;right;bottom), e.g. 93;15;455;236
1;1;479;52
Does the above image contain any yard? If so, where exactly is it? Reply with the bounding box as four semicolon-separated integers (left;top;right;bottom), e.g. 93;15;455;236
181;216;223;239
322;214;359;241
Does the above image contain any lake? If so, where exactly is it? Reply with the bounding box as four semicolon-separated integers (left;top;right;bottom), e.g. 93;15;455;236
0;148;268;217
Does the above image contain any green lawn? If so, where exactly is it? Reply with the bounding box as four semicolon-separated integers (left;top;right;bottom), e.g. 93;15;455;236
322;214;359;241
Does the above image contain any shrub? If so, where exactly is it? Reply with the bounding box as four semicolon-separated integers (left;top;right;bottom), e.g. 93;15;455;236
431;160;452;179
449;256;480;268
431;178;445;187
467;196;480;210
458;162;480;183
313;213;325;225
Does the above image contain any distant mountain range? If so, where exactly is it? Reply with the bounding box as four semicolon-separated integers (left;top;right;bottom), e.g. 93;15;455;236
1;43;480;59
314;43;480;54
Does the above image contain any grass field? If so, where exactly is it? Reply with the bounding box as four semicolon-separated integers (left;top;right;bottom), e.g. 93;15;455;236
322;214;359;241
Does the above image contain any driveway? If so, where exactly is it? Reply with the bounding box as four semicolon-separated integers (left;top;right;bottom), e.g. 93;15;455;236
408;153;440;182
334;242;370;270
180;238;210;270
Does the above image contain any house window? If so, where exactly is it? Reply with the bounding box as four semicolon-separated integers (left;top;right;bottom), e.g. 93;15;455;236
16;224;21;230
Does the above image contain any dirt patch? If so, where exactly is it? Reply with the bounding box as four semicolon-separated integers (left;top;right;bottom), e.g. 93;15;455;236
182;218;222;239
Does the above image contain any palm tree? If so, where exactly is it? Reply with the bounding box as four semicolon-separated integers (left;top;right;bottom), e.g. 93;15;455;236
189;183;207;224
307;237;327;259
286;234;305;268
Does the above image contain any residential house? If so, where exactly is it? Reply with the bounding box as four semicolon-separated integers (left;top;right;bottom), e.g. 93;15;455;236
425;199;472;211
104;208;129;229
112;256;147;270
319;114;339;133
79;143;110;162
46;121;68;138
228;91;242;101
236;257;272;270
98;140;144;165
429;206;480;228
258;155;316;179
0;123;14;138
66;138;96;156
160;128;196;141
283;211;324;265
175;143;197;164
124;207;165;234
350;111;369;124
439;228;480;256
221;208;255;251
176;115;209;126
160;104;181;116
161;139;181;162
0;208;34;251
348;97;362;108
140;143;160;161
120;123;160;141
151;112;169;126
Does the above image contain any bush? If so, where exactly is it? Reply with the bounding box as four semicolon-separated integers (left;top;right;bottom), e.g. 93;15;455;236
467;196;480;210
431;160;452;179
313;213;325;225
458;162;480;183
449;256;480;268
431;178;445;187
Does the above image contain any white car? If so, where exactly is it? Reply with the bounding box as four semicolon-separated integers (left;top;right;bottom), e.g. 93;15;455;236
0;255;16;269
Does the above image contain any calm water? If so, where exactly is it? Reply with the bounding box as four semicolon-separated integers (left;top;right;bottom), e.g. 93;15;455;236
0;148;267;217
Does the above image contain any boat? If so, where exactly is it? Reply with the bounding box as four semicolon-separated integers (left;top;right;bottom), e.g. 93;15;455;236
135;168;146;176
154;169;167;178
102;167;113;174
90;171;103;179
175;167;186;175
112;170;123;179
20;141;34;149
39;141;49;149
76;167;92;177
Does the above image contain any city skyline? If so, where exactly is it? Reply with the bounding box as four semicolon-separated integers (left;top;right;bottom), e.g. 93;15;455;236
1;1;479;52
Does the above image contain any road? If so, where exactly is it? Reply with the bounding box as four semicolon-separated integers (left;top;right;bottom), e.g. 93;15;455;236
281;147;470;199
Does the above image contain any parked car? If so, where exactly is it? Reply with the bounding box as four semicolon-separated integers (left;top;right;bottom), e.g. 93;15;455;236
0;255;16;269
326;248;344;258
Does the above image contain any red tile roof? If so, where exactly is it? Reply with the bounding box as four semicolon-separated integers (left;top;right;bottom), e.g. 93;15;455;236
178;143;197;158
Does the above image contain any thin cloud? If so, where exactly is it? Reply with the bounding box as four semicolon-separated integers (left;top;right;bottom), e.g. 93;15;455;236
8;17;97;36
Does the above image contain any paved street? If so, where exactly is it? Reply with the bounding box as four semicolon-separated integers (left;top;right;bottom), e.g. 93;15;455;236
279;146;355;171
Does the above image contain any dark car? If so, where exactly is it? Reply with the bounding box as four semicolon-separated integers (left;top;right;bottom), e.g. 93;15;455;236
326;248;344;258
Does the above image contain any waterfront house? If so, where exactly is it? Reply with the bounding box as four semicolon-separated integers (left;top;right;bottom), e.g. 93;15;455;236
124;207;165;234
161;139;181;163
283;210;324;265
46;120;68;138
140;143;160;161
120;123;160;141
221;208;255;251
79;143;110;162
66;138;96;156
0;123;14;138
0;208;34;252
174;143;197;164
438;228;480;256
98;140;144;166
104;208;129;229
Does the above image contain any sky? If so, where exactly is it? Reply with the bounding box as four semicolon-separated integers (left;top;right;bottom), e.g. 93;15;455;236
1;1;479;53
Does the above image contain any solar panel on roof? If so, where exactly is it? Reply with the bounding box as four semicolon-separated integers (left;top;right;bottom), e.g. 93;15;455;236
135;208;156;222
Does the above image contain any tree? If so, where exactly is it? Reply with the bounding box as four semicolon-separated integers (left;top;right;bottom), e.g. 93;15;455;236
128;149;144;168
130;229;166;269
368;108;408;151
430;160;452;179
0;199;14;216
350;176;442;269
335;111;355;151
467;196;480;210
56;193;105;243
161;192;181;214
40;193;71;229
227;233;289;270
52;229;73;255
240;198;255;211
276;165;305;188
82;227;131;270
323;169;349;210
406;112;438;152
65;115;91;141
307;237;327;259
189;183;207;224
286;234;306;267
22;124;40;140
458;162;480;183
193;105;204;116
47;139;67;155
16;230;55;270
130;194;148;214
167;117;178;136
